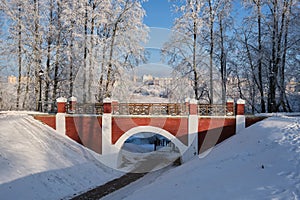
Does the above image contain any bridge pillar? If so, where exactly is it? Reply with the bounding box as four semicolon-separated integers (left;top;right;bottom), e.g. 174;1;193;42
182;99;198;163
236;99;245;134
226;98;234;116
101;98;118;168
56;97;67;135
68;96;77;114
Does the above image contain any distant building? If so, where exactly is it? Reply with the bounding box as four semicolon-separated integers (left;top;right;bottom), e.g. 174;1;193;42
154;77;172;87
286;78;300;93
8;76;17;84
142;74;154;85
142;74;153;83
7;75;31;85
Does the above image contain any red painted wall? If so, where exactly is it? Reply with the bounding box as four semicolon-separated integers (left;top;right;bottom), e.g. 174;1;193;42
112;117;188;145
34;115;56;129
65;116;102;154
34;114;268;157
198;118;236;154
246;116;267;128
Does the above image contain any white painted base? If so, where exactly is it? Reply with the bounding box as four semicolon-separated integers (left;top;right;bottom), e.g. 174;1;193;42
236;115;246;134
102;114;113;155
56;113;66;134
181;115;198;163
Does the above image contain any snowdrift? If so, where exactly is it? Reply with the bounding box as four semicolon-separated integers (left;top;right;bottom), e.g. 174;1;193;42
0;113;122;200
103;116;300;200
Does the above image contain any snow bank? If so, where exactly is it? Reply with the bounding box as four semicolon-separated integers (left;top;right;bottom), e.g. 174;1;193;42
104;116;300;200
0;113;123;200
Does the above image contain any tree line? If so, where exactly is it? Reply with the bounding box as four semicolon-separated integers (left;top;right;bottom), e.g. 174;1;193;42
0;0;147;110
0;0;299;113
164;0;299;113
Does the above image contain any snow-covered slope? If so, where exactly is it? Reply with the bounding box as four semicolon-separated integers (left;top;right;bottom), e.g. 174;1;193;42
0;113;122;200
103;116;300;200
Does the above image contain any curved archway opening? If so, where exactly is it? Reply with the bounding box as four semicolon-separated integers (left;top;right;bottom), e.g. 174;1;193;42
115;126;187;173
122;132;180;153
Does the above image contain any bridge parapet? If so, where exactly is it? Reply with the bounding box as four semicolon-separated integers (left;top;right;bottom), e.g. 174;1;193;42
63;97;244;116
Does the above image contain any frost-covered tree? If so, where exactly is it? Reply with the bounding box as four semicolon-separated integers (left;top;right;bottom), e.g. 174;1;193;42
98;0;148;100
163;0;210;102
164;0;232;103
235;0;300;113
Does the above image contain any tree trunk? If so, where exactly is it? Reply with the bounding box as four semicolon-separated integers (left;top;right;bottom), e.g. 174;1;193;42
33;0;41;110
209;0;214;104
16;4;22;110
193;20;199;100
22;64;31;109
278;0;292;112
69;20;74;97
105;22;119;98
52;0;62;103
219;16;226;105
268;0;279;113
88;2;96;102
82;1;88;103
45;0;53;105
257;0;266;113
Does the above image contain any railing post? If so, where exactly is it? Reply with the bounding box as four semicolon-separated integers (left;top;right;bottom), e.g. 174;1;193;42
236;99;245;134
68;96;77;114
226;98;234;116
236;99;245;115
57;97;67;113
56;97;67;135
103;98;112;114
189;99;198;115
185;98;190;115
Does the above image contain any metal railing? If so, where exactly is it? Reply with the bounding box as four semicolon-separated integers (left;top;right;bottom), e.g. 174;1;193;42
112;103;188;116
198;104;234;116
65;102;234;116
70;103;103;115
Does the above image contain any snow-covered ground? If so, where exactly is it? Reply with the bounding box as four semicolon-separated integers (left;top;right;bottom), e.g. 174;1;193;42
119;143;181;173
0;112;123;200
103;116;300;200
1;112;300;200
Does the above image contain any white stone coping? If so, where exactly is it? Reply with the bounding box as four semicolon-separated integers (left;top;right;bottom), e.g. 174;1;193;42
237;99;245;104
226;98;234;103
68;96;77;102
56;97;67;103
103;98;112;103
189;99;198;104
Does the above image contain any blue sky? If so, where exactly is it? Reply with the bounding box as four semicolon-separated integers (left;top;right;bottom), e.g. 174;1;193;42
142;0;175;29
140;1;177;77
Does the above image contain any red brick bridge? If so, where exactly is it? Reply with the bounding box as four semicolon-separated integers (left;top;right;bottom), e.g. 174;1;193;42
34;98;264;166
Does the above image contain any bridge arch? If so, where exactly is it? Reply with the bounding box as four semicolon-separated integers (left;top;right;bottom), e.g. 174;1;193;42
114;126;188;154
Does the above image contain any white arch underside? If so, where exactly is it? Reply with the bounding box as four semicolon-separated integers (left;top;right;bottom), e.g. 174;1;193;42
114;126;188;154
